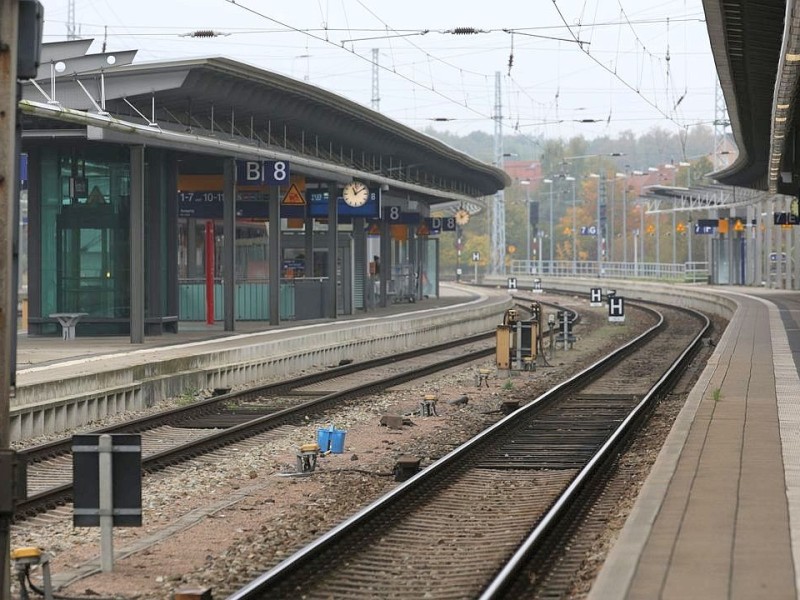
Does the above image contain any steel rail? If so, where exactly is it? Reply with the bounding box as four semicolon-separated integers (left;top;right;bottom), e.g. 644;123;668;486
480;307;710;598
19;298;571;465
18;330;496;465
226;302;669;599
15;340;497;519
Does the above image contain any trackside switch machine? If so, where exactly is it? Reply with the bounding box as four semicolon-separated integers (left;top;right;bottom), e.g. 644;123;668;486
496;304;541;370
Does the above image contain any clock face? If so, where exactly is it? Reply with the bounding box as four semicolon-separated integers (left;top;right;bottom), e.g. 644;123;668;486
343;181;369;207
455;209;471;225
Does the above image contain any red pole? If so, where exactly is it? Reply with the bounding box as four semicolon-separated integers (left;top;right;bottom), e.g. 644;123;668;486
205;220;215;324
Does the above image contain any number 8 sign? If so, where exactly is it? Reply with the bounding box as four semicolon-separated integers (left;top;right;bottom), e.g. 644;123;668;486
236;160;291;185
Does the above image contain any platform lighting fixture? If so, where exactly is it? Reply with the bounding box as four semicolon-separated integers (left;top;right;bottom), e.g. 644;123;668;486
776;117;788;122
588;173;603;270
543;178;554;264
677;162;692;187
521;179;532;263
778;103;790;109
786;53;800;62
565;176;577;272
615;173;631;262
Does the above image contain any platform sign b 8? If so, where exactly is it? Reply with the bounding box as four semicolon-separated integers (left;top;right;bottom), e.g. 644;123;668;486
236;160;291;185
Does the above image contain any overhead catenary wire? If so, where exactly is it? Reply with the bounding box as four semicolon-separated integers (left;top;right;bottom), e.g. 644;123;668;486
550;0;687;129
223;0;499;125
57;1;712;140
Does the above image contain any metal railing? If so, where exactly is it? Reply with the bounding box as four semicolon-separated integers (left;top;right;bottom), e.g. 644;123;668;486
508;260;709;283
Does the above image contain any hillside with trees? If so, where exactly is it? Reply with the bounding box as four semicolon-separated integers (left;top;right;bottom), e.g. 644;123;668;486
424;126;722;277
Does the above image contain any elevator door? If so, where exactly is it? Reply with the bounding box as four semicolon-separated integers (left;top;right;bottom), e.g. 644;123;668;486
56;206;129;316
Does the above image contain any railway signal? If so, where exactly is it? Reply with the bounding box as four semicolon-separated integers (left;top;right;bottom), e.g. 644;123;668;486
609;296;625;323
590;287;602;307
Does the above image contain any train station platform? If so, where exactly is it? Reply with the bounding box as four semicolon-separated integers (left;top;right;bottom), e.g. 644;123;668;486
16;284;479;371
10;284;512;442
588;287;800;599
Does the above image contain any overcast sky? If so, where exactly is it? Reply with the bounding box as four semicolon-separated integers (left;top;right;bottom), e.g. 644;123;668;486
39;0;718;142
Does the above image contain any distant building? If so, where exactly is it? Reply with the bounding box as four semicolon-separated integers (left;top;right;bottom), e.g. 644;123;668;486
503;161;542;187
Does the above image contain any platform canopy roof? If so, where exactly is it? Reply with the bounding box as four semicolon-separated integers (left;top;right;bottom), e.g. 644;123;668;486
703;0;796;194
21;40;509;204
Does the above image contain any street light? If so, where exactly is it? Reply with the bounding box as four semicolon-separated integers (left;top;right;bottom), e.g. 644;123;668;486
679;161;691;187
589;173;603;274
616;172;628;266
565;176;577;274
543;178;554;270
521;179;532;267
638;201;646;275
664;162;677;186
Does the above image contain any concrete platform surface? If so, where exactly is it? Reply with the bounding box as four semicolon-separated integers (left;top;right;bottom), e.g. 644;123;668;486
589;288;800;599
16;283;479;372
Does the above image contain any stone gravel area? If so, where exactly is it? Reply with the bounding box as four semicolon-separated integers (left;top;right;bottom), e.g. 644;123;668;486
8;297;713;600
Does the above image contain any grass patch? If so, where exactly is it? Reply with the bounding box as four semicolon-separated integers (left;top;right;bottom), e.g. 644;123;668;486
176;387;199;406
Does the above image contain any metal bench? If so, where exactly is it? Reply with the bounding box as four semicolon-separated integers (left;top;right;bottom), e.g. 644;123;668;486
48;312;88;340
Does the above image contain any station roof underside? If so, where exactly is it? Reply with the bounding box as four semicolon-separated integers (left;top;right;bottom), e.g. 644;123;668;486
703;0;789;193
22;47;509;204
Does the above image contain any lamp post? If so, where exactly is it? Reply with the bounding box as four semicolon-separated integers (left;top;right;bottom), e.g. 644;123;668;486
544;178;554;270
566;176;576;274
521;179;532;268
647;167;659;274
616;172;628;266
589;173;603;274
640;201;646;274
665;162;677;186
679;161;691;187
665;164;678;267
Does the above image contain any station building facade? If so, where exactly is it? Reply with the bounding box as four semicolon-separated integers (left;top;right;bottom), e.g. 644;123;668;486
20;41;507;339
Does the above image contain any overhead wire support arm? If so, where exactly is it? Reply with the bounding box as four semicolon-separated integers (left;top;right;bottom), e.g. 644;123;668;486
340;30;429;45
502;28;588;46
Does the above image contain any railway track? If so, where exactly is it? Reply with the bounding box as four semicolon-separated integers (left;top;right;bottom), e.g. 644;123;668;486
225;301;709;599
15;333;495;519
15;300;574;521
